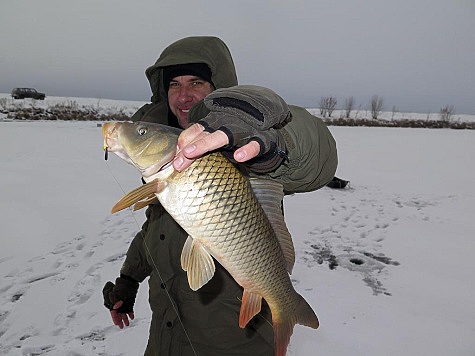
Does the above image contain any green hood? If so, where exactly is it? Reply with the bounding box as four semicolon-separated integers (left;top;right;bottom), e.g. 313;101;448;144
145;36;238;104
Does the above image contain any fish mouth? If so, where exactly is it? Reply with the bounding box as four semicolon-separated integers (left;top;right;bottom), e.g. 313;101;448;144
102;123;132;163
102;122;175;178
102;122;121;152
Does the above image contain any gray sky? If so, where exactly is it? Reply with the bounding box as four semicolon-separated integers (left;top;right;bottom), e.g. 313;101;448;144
2;0;474;113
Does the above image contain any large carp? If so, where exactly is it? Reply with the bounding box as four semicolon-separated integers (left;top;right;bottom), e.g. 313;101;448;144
102;121;319;355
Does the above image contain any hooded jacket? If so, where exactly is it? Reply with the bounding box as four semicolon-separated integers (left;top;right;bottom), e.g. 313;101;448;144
130;36;237;127
119;36;337;355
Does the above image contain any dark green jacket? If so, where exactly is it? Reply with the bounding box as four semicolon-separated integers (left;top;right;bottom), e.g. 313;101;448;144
120;36;337;355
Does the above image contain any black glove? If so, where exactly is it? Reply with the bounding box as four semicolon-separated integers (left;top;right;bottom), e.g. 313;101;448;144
198;85;290;172
103;274;139;313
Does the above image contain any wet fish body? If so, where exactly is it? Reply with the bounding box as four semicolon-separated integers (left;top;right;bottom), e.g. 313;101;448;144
103;121;319;355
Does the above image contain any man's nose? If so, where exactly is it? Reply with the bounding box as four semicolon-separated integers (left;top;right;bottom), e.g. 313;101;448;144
177;86;192;102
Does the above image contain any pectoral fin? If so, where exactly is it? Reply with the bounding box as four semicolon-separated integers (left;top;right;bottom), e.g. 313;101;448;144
111;179;165;213
180;236;216;291
239;289;263;328
133;196;159;211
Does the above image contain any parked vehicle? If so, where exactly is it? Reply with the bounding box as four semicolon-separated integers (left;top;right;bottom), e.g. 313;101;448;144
11;88;46;100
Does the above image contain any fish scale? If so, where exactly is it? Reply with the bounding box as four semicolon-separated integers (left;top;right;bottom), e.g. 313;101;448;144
163;152;292;297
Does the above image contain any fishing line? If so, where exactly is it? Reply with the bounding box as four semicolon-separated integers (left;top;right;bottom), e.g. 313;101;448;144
104;157;198;356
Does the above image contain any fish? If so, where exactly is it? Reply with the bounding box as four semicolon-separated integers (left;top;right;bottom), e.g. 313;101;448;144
102;121;319;356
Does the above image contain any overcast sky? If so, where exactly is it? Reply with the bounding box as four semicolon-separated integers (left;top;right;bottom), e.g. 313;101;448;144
2;0;474;113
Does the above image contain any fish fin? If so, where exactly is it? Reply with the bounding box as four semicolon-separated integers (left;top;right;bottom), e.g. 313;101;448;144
273;321;293;356
133;195;159;211
180;236;215;291
249;178;295;273
273;293;319;356
239;289;263;328
294;292;319;329
111;179;165;213
180;236;193;272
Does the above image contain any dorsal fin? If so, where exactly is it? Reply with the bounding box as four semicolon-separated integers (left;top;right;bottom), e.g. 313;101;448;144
249;178;295;274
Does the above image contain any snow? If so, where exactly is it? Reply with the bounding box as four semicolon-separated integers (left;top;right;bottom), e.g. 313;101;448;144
1;97;474;355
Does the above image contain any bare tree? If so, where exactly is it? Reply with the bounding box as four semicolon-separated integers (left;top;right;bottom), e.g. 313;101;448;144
354;104;362;119
327;96;337;117
319;96;338;117
344;97;354;118
439;105;455;123
391;105;399;120
370;95;384;120
0;98;7;111
319;97;327;117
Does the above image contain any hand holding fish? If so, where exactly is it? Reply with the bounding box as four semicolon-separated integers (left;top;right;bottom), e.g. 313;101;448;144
173;122;260;171
174;85;290;173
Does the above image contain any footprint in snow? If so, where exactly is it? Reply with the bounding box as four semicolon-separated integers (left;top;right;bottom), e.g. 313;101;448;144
0;211;138;355
304;185;401;295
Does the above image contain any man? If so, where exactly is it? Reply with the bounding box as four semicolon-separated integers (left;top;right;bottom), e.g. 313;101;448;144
103;36;337;355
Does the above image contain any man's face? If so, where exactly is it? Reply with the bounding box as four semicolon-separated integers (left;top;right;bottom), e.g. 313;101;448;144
167;75;214;128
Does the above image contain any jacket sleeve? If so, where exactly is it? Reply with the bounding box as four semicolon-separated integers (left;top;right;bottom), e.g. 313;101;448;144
190;99;338;193
257;105;338;194
119;206;154;282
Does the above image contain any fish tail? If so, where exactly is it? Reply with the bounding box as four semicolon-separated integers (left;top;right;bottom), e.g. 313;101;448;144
273;294;319;356
294;293;319;329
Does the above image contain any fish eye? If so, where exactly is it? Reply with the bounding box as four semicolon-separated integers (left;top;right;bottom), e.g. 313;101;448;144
138;127;147;136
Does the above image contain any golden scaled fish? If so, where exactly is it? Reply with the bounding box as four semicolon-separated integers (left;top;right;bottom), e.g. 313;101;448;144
102;121;319;356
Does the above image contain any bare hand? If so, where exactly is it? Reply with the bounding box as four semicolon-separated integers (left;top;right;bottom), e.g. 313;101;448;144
110;300;134;329
173;123;260;171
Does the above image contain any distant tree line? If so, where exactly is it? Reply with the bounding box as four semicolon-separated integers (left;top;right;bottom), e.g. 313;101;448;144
4;107;131;121
0;99;131;121
318;95;458;122
0;96;469;128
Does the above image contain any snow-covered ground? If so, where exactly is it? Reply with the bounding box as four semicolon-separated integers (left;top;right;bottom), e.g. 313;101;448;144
0;97;474;355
